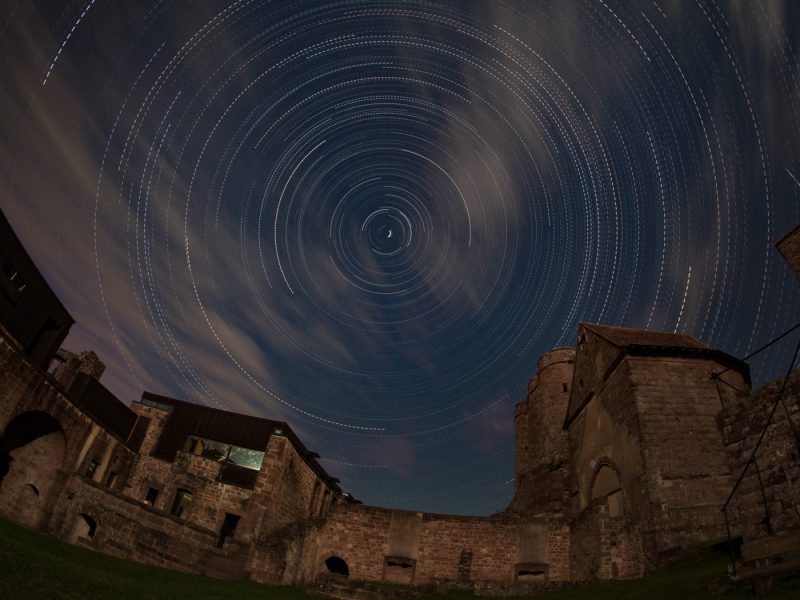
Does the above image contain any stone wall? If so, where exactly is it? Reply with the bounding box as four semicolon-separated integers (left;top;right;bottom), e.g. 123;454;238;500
719;370;800;542
509;348;574;516
627;356;747;560
569;499;643;581
0;328;136;530
122;405;334;553
49;474;218;573
267;503;572;587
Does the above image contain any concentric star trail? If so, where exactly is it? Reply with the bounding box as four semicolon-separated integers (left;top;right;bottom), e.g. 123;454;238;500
1;0;799;514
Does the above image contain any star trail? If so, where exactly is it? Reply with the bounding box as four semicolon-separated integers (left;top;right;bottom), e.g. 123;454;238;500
1;1;799;514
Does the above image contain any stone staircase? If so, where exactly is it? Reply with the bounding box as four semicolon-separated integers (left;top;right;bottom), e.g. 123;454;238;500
199;544;249;580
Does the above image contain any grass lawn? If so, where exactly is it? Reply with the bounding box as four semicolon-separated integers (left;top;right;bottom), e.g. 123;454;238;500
0;517;311;600
1;516;799;599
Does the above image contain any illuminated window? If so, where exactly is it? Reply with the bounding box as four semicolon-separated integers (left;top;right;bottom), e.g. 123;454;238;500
182;435;264;471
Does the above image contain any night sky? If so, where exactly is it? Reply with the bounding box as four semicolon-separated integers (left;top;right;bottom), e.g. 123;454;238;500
2;0;799;515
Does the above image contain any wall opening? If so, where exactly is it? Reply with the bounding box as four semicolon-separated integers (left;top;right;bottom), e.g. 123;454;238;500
325;556;349;577
515;562;549;582
591;463;624;517
217;512;240;548
144;487;158;505
383;556;415;584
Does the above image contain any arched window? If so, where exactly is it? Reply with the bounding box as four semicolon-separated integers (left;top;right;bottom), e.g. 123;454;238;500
591;463;624;517
325;556;349;577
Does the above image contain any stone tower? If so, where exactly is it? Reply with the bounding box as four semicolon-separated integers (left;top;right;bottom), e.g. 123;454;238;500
508;347;575;516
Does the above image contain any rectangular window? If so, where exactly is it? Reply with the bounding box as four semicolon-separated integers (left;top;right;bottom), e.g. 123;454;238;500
144;487;158;505
217;512;241;548
170;489;192;520
86;459;100;478
227;446;264;470
106;471;118;488
0;259;26;304
182;435;264;470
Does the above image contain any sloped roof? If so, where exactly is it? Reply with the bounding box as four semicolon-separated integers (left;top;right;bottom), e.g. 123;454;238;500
142;391;342;493
581;323;708;350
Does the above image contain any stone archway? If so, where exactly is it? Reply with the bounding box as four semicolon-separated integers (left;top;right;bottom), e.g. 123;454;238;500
591;462;624;517
0;411;67;529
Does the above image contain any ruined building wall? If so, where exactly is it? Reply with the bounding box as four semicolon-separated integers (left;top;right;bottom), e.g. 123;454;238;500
0;327;136;532
48;475;218;574
627;356;747;560
271;503;572;587
122;401;337;556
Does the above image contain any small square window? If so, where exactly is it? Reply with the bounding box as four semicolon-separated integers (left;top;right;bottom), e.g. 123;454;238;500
144;487;158;505
0;259;26;304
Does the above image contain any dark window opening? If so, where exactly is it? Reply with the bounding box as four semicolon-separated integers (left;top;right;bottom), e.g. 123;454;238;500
217;512;241;548
0;259;26;303
386;560;413;569
144;487;158;505
515;563;548;582
518;569;546;576
80;514;97;538
384;556;415;584
86;459;100;478
170;489;192;519
218;463;258;489
325;556;349;577
106;471;118;488
562;383;569;393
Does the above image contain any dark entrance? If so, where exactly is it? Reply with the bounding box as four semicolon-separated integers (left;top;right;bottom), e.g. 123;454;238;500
325;556;349;577
217;512;240;547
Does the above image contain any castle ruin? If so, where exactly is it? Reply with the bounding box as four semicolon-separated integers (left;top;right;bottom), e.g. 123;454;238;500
1;209;799;593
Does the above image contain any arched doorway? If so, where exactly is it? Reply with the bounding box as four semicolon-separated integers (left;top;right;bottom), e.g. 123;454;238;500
591;463;624;517
324;556;349;577
0;411;66;529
